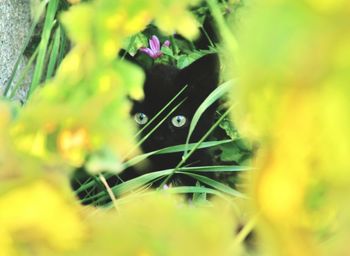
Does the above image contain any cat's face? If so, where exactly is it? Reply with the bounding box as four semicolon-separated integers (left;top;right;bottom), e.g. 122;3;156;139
130;54;220;153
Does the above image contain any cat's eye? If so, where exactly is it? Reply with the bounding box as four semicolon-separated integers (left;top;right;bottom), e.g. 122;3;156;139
171;115;187;127
134;112;148;125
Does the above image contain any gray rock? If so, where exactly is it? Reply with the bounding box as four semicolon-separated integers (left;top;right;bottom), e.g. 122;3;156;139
0;0;33;102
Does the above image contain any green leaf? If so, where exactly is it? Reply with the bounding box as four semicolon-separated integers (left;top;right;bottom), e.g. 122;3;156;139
177;55;192;69
176;49;217;69
123;33;148;56
192;181;207;202
219;139;253;164
219;115;239;139
161;46;174;57
178;171;246;198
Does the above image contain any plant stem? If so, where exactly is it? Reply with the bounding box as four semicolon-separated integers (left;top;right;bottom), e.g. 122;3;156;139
99;173;119;211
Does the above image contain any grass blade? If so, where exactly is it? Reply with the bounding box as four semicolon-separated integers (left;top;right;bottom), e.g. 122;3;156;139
28;0;59;98
81;169;172;204
9;47;39;99
57;24;69;64
178;171;245;198
3;0;47;97
184;79;234;154
93;139;233;181
46;25;61;80
81;140;233;192
175;165;252;173
111;169;172;195
76;163;250;197
165;186;223;196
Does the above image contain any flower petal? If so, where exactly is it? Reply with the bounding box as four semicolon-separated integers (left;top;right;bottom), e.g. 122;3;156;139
139;47;154;57
153;52;163;59
149;35;160;52
162;40;170;47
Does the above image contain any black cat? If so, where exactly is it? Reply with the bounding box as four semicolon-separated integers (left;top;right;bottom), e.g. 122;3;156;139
128;53;220;182
71;53;222;205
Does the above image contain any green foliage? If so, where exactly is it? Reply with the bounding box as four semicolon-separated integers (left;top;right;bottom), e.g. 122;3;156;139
217;115;253;164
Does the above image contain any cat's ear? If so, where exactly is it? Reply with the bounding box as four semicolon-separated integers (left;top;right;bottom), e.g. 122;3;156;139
177;53;220;102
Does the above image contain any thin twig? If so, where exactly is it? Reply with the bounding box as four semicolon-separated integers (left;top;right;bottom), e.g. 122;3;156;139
99;173;119;212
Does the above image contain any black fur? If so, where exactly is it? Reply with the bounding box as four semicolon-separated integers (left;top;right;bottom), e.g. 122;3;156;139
128;53;220;184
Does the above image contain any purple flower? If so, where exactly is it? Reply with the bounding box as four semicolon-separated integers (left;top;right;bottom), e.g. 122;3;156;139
139;35;171;59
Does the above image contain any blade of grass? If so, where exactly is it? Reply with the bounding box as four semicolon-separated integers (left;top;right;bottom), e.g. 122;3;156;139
174;165;252;173
184;79;234;155
82;169;173;204
57;24;68;64
177;171;246;198
28;0;59;98
119;140;233;174
45;25;61;80
85;140;234;185
3;0;47;97
9;47;39;99
112;169;172;195
77;163;249;199
79;140;234;195
165;186;223;196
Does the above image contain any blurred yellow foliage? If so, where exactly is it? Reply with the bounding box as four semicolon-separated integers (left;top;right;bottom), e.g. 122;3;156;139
0;102;43;195
61;193;244;256
11;0;200;171
231;0;350;255
0;190;247;256
67;0;81;4
0;179;86;256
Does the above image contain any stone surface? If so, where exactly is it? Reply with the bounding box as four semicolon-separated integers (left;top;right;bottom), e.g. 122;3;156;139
0;0;32;102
